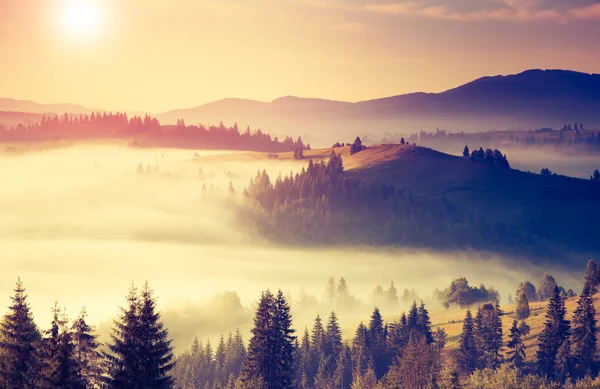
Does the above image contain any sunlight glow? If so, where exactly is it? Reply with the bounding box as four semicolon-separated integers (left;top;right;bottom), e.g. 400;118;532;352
60;0;103;40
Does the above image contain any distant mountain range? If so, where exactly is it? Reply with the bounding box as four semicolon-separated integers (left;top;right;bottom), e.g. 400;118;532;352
156;69;600;145
3;69;600;145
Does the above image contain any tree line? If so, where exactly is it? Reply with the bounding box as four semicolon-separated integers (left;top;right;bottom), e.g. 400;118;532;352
3;259;600;388
0;280;174;389
0;113;308;153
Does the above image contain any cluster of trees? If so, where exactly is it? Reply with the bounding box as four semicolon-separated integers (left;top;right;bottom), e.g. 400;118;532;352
0;280;174;389
241;152;557;256
433;277;499;309
0;112;308;153
173;331;247;389
463;146;510;168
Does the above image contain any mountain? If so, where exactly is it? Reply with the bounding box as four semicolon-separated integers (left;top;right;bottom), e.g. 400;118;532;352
157;69;600;146
0;98;93;115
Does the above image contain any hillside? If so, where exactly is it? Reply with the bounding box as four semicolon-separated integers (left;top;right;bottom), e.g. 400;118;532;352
156;69;600;144
0;98;93;115
433;292;600;363
241;143;600;268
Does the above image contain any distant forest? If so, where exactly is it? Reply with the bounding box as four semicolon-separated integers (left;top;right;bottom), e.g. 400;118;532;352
3;260;600;389
239;149;599;260
393;125;600;155
0;112;308;152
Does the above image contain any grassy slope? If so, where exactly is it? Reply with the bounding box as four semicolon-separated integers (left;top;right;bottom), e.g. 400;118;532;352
430;293;600;362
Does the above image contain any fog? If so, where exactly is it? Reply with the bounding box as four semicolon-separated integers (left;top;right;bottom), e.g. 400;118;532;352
0;143;584;352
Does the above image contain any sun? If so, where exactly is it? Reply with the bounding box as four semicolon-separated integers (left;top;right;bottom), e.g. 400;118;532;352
60;0;103;39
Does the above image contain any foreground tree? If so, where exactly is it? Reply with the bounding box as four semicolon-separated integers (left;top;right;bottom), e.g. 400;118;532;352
0;279;42;389
571;292;597;378
71;308;104;388
457;309;477;375
537;286;570;377
474;302;503;369
506;320;525;371
106;284;174;389
240;290;296;389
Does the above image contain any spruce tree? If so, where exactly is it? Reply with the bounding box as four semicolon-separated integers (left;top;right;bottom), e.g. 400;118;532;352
215;335;226;387
368;308;387;379
333;345;352;389
506;320;525;371
457;309;477;375
325;311;342;373
240;290;295;389
416;301;434;344
351;323;369;377
0;279;42;389
516;290;530;320
474;302;503;369
571;292;597;378
71;308;103;388
536;286;570;377
554;337;572;384
106;284;174;389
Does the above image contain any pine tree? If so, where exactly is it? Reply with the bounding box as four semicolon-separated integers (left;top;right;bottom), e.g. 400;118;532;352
506;320;525;371
474;303;503;369
39;304;85;389
106;284;174;389
537;286;570;377
351;323;369;377
224;329;245;382
387;282;399;306
516;290;530;320
71;308;103;388
417;301;434;344
571;292;597;378
0;278;42;389
333;345;352;389
554;337;572;384
457;309;477;375
368;308;387;379
215;335;227;387
325;311;343;373
240;290;295;389
463;145;470;157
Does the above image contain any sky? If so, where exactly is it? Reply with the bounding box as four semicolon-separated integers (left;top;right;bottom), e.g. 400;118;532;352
1;0;600;113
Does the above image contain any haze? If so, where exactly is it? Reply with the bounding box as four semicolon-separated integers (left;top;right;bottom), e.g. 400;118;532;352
0;144;583;351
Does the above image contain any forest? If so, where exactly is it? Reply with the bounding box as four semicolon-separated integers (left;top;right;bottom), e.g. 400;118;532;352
0;112;308;153
2;260;600;389
239;148;599;260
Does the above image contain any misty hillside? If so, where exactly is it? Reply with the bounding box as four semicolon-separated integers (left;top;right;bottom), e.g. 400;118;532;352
0;98;93;115
156;69;600;144
244;144;600;266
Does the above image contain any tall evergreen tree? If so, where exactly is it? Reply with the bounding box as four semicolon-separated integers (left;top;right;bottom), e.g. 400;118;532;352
106;284;174;389
71;308;103;388
474;303;503;369
333;345;352;389
537;286;570;377
571;292;597;378
506;320;525;371
325;311;343;373
351;323;369;378
583;259;600;295
457;309;477;375
0;279;42;389
554;337;572;384
367;308;387;379
417;301;434;344
240;290;295;389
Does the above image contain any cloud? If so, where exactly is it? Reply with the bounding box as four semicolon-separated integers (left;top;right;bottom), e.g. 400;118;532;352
295;0;600;22
330;21;367;32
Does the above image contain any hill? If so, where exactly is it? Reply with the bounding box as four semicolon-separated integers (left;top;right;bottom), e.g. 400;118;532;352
241;144;600;268
0;98;93;115
156;69;600;145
